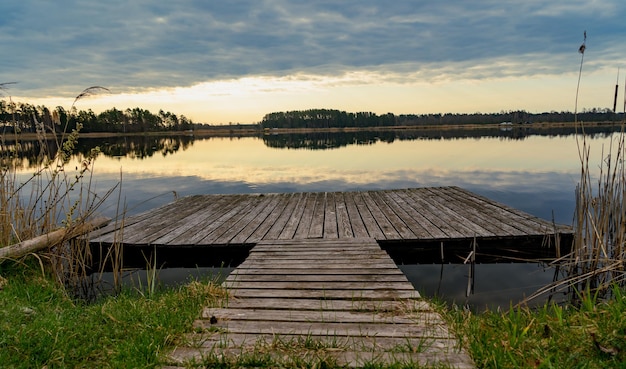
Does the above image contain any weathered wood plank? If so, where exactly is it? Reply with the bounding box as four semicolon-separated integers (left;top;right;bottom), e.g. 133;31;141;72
186;332;460;354
237;259;399;268
222;297;429;311
263;193;301;240
308;192;326;238
400;189;472;239
254;237;380;247
323;191;339;238
427;187;526;237
343;192;371;238
381;190;441;238
227;288;419;300
278;192;308;239
451;186;561;234
227;194;284;244
420;187;495;238
138;201;214;244
169;195;253;244
351;192;385;239
228;267;406;275
225;274;410;283
243;194;290;243
419;188;492;237
224;281;417;290
369;191;417;239
246;250;390;258
169;346;475;369
334;192;355;238
105;196;198;244
214;194;281;244
196;196;270;244
205;307;445;325
103;199;201;244
293;192;318;239
361;192;398;239
89;193;186;240
151;195;238;245
194;319;448;338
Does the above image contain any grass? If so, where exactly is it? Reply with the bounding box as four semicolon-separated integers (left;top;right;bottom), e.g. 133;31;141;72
4;257;626;368
0;259;226;368
446;287;626;368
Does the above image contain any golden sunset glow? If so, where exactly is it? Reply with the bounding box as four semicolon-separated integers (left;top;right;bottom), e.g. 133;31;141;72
17;66;619;124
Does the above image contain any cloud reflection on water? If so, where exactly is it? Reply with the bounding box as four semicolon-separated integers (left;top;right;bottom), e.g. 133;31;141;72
19;129;610;310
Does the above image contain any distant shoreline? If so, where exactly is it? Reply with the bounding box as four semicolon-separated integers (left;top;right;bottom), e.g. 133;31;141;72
4;120;621;140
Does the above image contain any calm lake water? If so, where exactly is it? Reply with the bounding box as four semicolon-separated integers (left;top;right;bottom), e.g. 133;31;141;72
9;125;623;310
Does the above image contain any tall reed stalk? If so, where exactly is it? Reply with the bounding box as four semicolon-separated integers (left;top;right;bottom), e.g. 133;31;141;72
521;32;626;304
568;125;626;296
567;31;626;298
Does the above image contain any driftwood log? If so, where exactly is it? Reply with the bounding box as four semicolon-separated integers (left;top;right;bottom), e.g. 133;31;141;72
0;217;110;260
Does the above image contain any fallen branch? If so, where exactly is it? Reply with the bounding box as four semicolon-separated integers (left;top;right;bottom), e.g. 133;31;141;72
0;217;110;260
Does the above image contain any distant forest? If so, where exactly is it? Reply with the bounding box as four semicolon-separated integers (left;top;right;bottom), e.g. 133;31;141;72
0;100;194;133
261;108;623;129
1;99;623;134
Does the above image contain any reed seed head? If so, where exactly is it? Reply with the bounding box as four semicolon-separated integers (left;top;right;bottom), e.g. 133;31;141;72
579;30;587;54
52;110;61;125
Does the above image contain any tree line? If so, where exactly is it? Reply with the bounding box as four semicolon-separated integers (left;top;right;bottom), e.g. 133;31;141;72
2;100;622;134
261;108;622;129
0;100;194;134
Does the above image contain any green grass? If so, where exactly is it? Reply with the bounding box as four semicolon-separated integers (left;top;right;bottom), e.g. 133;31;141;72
0;259;226;368
4;258;626;368
447;286;626;368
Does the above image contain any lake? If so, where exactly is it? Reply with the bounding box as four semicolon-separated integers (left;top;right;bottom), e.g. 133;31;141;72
8;124;622;310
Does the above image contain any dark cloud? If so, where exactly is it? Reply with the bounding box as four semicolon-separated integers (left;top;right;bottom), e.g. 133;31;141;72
1;0;624;97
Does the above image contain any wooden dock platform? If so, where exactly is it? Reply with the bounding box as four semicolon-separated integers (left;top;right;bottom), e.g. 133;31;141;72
91;186;573;367
90;186;571;247
167;238;475;368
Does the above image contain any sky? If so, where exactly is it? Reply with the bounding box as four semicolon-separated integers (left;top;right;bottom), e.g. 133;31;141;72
1;1;625;124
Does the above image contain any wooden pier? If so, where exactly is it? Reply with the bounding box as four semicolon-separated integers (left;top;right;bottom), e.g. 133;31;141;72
90;186;571;247
168;238;474;368
88;186;572;367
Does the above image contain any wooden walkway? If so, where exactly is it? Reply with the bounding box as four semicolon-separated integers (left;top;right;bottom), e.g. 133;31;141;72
91;186;572;367
168;238;475;368
90;186;571;246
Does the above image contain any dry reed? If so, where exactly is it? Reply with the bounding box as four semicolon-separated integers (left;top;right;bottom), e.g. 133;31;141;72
566;31;626;298
523;32;626;304
1;85;115;292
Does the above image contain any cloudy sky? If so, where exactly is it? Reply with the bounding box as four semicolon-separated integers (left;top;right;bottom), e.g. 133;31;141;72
1;1;625;123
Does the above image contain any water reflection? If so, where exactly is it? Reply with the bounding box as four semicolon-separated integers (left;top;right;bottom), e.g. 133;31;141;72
399;263;564;311
85;136;194;159
2;124;620;171
5;126;621;310
261;125;619;150
1;135;196;170
7;127;616;224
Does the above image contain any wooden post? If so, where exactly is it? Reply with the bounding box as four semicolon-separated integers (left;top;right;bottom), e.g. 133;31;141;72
440;241;444;262
0;217;110;260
